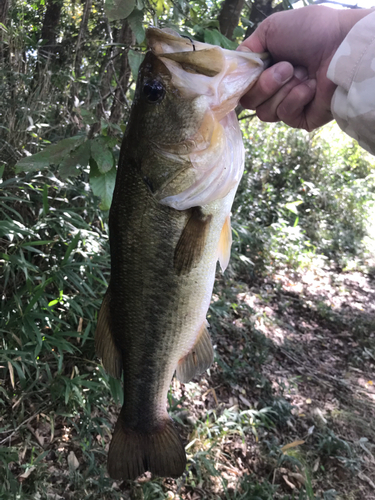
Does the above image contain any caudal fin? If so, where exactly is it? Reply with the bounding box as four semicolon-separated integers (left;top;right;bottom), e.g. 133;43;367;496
107;416;186;480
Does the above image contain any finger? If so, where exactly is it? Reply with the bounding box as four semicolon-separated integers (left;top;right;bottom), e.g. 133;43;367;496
254;67;309;122
241;62;294;110
276;79;317;129
237;26;267;53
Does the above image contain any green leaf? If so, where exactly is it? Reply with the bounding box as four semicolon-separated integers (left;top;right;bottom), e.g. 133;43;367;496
15;150;51;173
127;9;145;44
104;0;135;21
89;160;117;211
90;137;114;174
47;136;86;163
233;26;245;38
285;200;303;215
155;0;164;16
128;49;144;80
203;29;237;50
59;141;91;178
63;232;81;265
16;136;86;173
204;29;221;46
42;184;49;215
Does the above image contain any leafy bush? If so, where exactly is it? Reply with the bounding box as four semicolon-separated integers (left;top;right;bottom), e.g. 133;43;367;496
232;119;375;276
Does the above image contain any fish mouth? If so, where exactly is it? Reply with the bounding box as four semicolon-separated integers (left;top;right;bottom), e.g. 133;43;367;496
143;28;270;211
145;27;269;119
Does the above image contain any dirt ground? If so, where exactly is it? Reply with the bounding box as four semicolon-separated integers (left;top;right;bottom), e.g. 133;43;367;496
4;267;375;500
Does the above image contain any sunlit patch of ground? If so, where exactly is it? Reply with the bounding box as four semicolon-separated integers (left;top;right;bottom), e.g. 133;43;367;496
231;266;375;499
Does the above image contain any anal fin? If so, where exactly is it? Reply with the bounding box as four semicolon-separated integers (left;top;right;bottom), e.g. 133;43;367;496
176;322;214;383
174;207;212;276
95;292;122;379
218;214;232;272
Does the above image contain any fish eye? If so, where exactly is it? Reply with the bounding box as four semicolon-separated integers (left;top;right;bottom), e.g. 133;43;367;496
143;80;165;103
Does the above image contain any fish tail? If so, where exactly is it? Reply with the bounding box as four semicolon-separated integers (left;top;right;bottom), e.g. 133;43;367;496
107;414;186;480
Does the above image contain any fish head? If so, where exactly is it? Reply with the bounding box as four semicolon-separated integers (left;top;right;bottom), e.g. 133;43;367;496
130;49;207;147
127;28;269;209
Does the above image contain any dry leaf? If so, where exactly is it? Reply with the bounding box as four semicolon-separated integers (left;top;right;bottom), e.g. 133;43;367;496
289;472;306;486
8;361;15;389
282;474;296;489
77;317;83;333
281;440;305;453
358;472;375;489
239;394;251;408
18;466;36;482
67;451;79;471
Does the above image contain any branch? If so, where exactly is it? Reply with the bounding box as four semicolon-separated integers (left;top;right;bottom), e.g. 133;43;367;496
238;113;257;121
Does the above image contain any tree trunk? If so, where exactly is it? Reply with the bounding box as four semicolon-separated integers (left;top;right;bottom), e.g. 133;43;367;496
74;0;92;79
39;0;62;60
0;0;8;62
218;0;245;40
0;0;8;24
246;0;284;37
109;19;134;126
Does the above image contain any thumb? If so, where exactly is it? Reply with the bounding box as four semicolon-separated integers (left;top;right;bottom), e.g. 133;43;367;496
237;25;268;53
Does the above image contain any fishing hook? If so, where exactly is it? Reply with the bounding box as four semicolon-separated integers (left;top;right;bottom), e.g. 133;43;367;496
181;34;196;51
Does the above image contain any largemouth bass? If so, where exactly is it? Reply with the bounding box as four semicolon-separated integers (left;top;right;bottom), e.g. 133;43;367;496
95;28;268;480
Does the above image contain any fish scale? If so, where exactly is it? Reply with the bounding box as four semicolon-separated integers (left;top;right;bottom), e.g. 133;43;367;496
95;27;269;480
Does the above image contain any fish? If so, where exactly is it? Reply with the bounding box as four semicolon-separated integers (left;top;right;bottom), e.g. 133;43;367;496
95;27;269;481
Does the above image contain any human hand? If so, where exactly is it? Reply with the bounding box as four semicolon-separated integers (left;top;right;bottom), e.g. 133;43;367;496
239;6;373;131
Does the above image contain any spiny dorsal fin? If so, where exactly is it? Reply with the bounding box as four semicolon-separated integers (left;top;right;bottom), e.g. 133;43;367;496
176;321;214;383
218;214;232;272
95;292;122;379
107;415;186;480
174;207;212;276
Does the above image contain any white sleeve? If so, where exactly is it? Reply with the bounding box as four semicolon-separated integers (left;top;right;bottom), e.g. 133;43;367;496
327;10;375;156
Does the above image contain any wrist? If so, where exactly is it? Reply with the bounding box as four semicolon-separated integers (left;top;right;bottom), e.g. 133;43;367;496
338;8;374;42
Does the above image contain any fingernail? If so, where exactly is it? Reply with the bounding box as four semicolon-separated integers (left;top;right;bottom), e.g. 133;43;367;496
294;67;308;81
274;63;293;84
237;45;252;52
307;78;317;90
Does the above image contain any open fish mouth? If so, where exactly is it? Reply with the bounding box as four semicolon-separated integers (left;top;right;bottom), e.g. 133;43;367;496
146;27;269;118
143;28;270;211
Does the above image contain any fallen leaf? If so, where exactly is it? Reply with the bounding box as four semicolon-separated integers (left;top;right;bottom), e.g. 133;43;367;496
282;474;296;489
281;440;305;453
67;451;79;471
18;466;36;482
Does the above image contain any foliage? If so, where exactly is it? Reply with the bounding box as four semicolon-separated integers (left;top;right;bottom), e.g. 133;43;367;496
232;120;375;277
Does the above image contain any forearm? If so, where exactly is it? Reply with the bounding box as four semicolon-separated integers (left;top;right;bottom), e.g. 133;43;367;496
327;10;375;155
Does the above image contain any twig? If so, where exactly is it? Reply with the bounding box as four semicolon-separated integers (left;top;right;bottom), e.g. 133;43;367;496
0;405;50;445
238;113;257;121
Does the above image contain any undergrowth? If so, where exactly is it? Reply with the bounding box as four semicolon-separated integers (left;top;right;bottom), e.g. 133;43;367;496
1;121;375;499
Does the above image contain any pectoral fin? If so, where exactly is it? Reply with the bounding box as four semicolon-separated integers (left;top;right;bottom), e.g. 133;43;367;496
218;215;232;272
174;207;212;275
95;292;122;379
176;322;214;383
